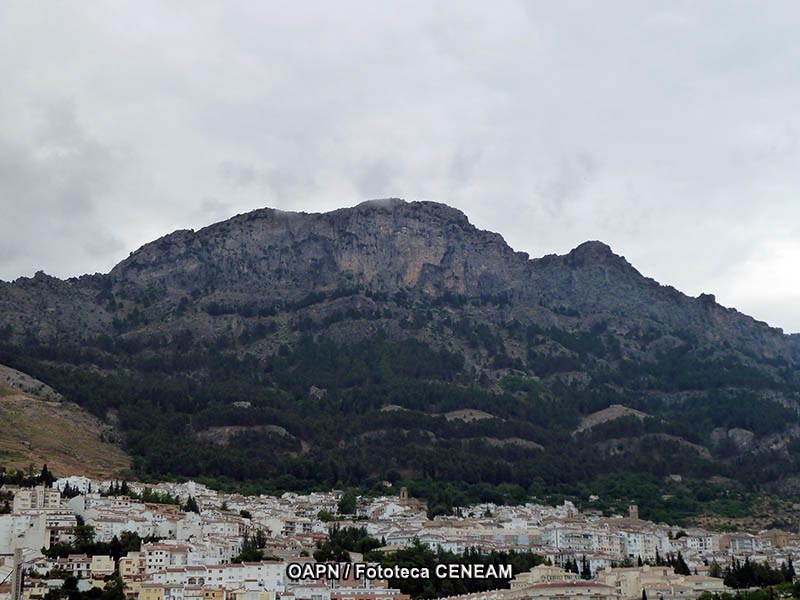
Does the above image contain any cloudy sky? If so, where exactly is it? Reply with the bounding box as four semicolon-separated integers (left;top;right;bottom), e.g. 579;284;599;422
1;2;799;331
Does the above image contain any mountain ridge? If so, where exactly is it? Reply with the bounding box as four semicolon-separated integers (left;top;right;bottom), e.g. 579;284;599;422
3;199;789;338
1;198;799;504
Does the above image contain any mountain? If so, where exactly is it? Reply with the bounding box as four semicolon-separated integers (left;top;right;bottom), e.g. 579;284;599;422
2;199;800;514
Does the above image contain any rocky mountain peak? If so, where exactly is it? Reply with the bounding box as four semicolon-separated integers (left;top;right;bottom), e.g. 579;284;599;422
564;240;635;270
572;240;614;256
354;197;408;210
343;198;473;228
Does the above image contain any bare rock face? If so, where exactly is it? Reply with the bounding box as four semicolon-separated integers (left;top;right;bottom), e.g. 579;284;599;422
0;271;113;342
711;427;756;451
728;428;757;450
108;199;524;301
0;363;63;402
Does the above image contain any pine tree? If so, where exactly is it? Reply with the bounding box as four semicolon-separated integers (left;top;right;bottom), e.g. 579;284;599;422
338;491;357;515
674;552;690;576
742;556;755;586
581;556;592;579
184;496;200;513
724;558;740;588
109;535;123;561
40;464;54;487
254;529;267;549
709;560;723;579
564;558;577;573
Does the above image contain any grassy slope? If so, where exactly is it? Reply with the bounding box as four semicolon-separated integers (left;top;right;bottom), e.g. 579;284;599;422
0;383;131;478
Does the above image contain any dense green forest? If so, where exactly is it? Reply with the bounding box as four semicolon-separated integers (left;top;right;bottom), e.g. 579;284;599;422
3;306;800;525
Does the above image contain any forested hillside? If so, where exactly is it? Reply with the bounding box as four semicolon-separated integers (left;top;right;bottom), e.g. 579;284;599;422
2;199;800;516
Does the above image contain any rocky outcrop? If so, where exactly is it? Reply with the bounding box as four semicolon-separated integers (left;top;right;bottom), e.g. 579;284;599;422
0;363;62;402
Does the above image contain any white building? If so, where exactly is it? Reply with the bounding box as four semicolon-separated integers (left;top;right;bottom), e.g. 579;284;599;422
11;487;61;512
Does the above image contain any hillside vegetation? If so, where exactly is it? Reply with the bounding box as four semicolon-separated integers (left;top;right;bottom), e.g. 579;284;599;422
1;200;799;516
0;371;131;478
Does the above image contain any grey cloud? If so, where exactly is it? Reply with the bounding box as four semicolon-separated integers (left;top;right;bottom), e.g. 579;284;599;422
218;162;260;189
355;160;396;199
0;100;126;277
538;153;597;216
1;1;800;331
216;160;320;210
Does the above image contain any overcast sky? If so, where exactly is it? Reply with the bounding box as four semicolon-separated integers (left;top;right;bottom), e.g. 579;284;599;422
1;2;799;332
